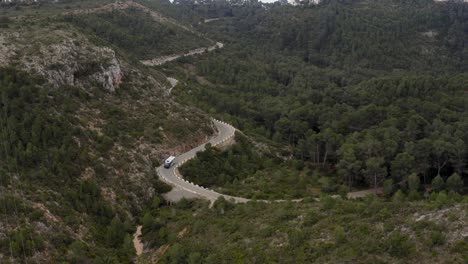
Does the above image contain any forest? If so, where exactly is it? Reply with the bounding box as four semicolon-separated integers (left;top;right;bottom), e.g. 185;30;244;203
0;68;145;262
62;7;211;60
171;0;468;196
180;134;317;199
0;0;467;263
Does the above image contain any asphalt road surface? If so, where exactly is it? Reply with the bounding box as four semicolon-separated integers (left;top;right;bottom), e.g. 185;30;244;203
157;119;249;204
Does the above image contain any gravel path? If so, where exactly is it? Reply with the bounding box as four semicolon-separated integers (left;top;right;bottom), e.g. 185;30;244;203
141;42;224;66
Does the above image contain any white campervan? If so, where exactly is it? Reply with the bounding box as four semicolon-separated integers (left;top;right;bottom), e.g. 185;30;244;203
164;156;176;169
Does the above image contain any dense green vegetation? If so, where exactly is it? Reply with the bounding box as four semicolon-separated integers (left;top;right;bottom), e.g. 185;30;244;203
190;0;468;72
0;67;185;262
176;54;468;195
141;196;467;263
1;0;468;263
252;1;468;72
0;68;83;185
0;0;114;17
0;68;141;262
62;8;211;60
0;4;214;260
172;0;468;196
135;0;237;24
180;134;320;199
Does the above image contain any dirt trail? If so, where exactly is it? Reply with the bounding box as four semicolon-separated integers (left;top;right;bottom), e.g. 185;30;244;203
347;188;383;199
133;225;144;256
143;226;190;263
141;42;224;66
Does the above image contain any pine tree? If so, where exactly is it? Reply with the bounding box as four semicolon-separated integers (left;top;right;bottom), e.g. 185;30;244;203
432;175;445;192
446;173;463;193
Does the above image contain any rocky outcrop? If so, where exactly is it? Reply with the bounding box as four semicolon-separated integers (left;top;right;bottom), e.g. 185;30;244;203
90;55;123;92
22;39;123;92
0;35;16;65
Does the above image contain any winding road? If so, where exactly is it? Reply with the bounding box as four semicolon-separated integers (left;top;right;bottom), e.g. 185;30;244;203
156;119;369;205
150;42;374;204
157;119;249;204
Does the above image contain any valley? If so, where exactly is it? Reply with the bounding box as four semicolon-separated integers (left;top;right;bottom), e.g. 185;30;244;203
0;0;467;263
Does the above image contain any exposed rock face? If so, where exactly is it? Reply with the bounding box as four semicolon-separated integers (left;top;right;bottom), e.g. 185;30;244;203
91;54;123;92
0;35;16;65
0;30;123;92
22;39;123;92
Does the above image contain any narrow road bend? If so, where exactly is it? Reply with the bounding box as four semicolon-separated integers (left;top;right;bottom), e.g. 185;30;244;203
157;119;249;204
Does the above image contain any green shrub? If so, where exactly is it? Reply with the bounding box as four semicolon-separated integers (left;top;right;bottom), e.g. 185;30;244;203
435;191;450;208
451;239;468;259
432;175;445;192
304;210;320;226
383;179;395;197
431;231;445;247
408;173;420;191
288;229;306;247
447;191;463;202
334;226;346;244
446;173;463;194
387;231;414;257
408;190;421;201
337;185;349;198
392;190;406;203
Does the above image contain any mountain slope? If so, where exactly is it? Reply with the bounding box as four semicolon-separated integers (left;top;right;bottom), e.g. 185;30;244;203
0;2;214;262
63;1;213;60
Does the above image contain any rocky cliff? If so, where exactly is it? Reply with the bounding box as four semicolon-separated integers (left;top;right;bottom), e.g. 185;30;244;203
0;29;123;92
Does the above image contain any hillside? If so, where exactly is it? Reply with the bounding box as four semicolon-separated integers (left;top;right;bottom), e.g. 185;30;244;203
142;197;467;263
62;1;213;60
0;1;214;262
